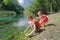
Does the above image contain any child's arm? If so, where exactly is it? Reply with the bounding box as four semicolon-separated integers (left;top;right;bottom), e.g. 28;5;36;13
24;25;32;33
35;17;39;19
27;25;36;36
35;17;40;21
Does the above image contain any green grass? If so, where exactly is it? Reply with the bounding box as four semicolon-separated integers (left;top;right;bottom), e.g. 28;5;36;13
0;11;25;40
0;10;25;40
0;24;26;40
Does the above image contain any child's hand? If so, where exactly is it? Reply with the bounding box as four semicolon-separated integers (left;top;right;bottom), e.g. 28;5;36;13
27;34;31;36
24;34;28;36
24;30;26;33
24;33;30;36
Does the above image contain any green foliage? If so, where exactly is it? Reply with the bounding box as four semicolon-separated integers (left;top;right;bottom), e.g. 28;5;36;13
0;0;24;16
3;0;9;5
24;8;35;17
0;11;16;18
0;24;26;40
24;0;60;16
0;0;3;3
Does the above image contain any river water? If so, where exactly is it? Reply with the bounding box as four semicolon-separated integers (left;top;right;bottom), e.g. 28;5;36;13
13;17;28;27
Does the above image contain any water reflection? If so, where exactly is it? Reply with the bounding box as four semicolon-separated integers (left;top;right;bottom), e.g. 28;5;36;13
13;17;28;27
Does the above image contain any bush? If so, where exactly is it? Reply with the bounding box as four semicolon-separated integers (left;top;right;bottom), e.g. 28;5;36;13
0;11;16;18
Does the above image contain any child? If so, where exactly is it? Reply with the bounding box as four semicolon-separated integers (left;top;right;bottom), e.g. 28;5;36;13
24;16;41;37
37;11;48;27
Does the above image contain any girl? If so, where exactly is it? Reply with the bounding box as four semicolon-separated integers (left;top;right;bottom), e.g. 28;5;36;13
37;11;49;27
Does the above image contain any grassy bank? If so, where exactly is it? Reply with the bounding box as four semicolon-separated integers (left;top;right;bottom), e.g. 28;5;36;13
23;13;60;40
0;24;26;40
16;12;60;40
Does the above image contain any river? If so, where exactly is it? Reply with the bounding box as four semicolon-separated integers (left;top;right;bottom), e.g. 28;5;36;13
13;17;28;27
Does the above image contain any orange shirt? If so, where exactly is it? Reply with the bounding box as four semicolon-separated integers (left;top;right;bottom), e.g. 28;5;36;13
31;19;41;30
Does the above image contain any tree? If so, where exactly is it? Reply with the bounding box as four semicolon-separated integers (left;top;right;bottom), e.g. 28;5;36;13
0;0;24;16
24;0;60;16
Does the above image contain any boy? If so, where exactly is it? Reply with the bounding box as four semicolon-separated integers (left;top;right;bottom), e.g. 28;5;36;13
24;16;41;37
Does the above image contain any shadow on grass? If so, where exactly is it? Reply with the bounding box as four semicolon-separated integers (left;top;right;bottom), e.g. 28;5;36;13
45;24;56;27
38;29;46;34
46;12;54;15
29;23;56;38
29;29;46;38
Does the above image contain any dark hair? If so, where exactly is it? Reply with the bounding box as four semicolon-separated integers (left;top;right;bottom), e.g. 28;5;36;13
35;8;47;15
27;15;33;19
38;10;44;14
34;8;42;13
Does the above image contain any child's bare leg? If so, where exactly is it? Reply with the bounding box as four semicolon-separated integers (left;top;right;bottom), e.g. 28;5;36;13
44;23;46;27
43;22;48;27
41;22;46;29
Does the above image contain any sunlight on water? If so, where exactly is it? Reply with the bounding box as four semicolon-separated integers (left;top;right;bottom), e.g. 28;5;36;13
13;17;28;27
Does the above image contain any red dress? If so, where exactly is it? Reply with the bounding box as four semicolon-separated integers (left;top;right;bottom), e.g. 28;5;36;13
39;15;48;25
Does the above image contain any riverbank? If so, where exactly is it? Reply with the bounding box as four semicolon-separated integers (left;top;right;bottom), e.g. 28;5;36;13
0;13;60;40
0;15;28;40
22;12;60;40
